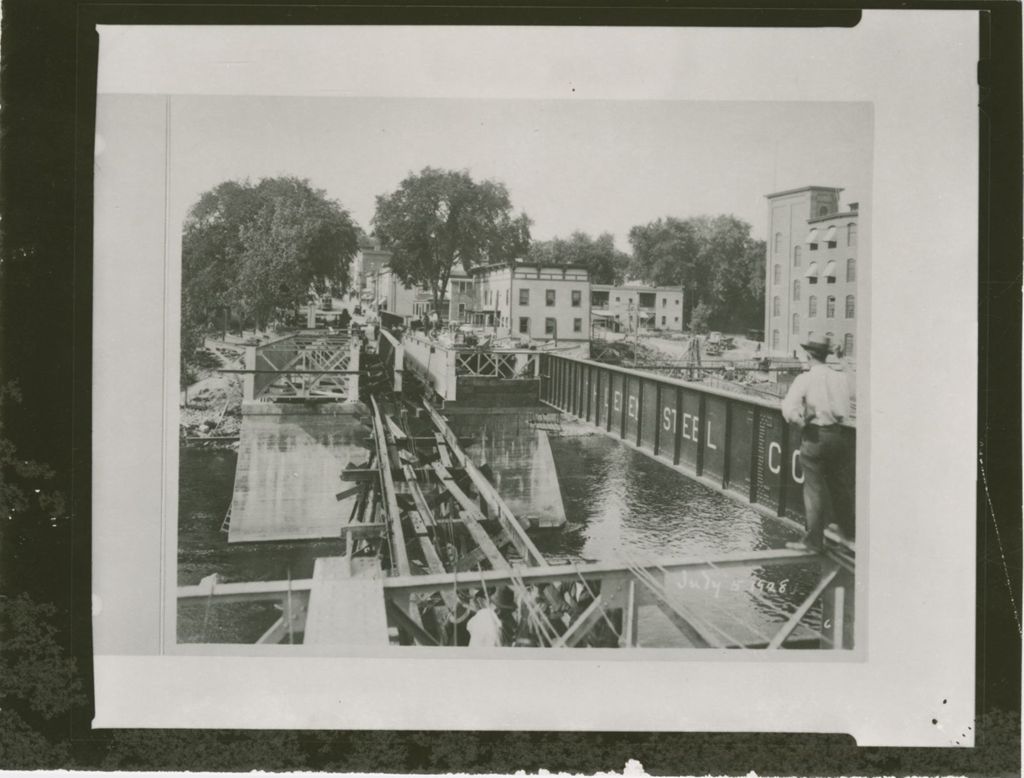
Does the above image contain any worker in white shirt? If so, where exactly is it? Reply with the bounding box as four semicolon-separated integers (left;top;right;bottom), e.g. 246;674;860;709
781;336;855;551
466;591;503;647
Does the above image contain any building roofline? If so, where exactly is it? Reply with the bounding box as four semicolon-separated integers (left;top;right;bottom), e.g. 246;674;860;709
468;261;590;275
807;209;859;224
764;185;845;199
591;284;684;292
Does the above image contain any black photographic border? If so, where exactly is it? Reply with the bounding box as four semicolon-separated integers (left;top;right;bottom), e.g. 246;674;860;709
0;1;1019;773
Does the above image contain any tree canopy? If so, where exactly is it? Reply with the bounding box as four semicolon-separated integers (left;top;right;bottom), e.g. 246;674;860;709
181;177;359;356
628;215;765;330
527;231;629;285
371;167;531;304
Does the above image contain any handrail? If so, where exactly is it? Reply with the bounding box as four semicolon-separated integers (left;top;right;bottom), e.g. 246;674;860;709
544;351;855;426
379;328;401;350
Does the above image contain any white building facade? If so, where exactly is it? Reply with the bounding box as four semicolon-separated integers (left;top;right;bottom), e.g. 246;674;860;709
590;284;685;333
469;261;591;342
764;186;859;358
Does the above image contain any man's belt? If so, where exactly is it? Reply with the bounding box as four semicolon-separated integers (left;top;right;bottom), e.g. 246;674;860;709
802;423;841;441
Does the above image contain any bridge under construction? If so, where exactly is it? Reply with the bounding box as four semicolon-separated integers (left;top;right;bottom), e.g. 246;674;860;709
178;328;855;651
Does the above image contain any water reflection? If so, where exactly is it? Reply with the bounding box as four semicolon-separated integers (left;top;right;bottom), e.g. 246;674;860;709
532;434;823;646
449;413;566;527
178;419;830;647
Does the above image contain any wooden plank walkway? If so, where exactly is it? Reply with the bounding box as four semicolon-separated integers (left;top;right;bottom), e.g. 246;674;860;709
227;407;370;543
304;557;389;647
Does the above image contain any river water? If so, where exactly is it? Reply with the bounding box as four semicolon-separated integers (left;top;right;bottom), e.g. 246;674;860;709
178;418;822;647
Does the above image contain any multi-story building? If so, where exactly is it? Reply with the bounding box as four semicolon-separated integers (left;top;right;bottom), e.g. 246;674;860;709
444;262;474;323
373;261;472;323
351;247;392;303
764;186;859;358
590;284;685;333
374;264;426;320
468;261;591;342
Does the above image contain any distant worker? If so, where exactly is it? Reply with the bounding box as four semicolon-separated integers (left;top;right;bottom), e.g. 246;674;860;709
781;335;854;551
466;592;503;647
430;310;440;335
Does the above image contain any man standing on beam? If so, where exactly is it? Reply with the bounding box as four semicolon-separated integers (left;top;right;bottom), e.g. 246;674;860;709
780;335;855;552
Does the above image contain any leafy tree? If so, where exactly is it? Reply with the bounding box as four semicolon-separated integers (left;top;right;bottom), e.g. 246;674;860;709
628;214;765;331
235;179;358;328
528;231;629;285
0;591;85;768
372;167;531;307
688;302;712;334
0;382;65;540
181;177;359;359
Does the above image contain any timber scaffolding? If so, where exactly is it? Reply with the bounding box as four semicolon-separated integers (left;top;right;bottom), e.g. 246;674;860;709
180;331;855;650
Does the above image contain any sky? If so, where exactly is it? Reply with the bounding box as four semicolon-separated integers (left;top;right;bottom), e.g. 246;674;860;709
165;96;871;251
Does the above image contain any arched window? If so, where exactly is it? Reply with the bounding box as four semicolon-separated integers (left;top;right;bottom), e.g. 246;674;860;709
774;232;783;253
844;333;855;356
792;312;800;335
793;279;801;302
846;258;856;282
805;261;819;284
808;295;818;317
772;296;781;316
824;260;838;283
847;223;857;246
772;329;780;350
773;264;782;284
793;245;802;267
845;295;855;318
818;205;829;216
826;295;836;318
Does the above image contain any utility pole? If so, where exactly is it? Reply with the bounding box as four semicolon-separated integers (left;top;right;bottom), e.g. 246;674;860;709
628;300;639;367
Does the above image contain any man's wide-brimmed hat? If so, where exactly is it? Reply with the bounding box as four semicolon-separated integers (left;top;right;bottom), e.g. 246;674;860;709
800;335;833;359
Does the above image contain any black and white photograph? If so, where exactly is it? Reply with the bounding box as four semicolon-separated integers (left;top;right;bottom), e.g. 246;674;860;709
163;96;868;652
87;17;984;744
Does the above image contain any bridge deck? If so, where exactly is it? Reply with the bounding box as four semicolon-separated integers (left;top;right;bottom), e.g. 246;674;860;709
227;404;370;542
304;556;389;647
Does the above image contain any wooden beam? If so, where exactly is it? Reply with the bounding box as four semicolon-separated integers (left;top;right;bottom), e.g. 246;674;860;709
385;598;440;646
382;547;818;596
552;595;607;648
339;521;387;539
177;548;820;604
219;368;360;375
619;580;638;648
652;599;713;648
255;598;307;645
386;416;408;442
178;581;313;604
256;616;289;645
424;400;548;567
767;562;839;649
335;485;360;502
401;464;438;530
371;397;411;577
429;460;510;571
339;469;380;482
434;432;454;468
344;468;444;481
